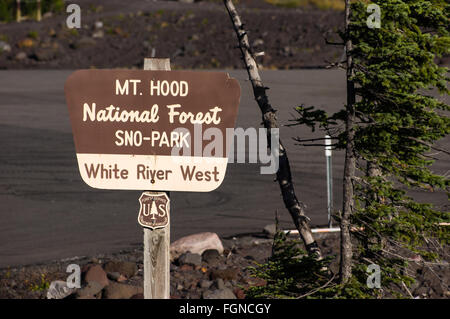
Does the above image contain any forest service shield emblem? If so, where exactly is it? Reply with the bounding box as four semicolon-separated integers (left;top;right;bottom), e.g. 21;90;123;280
138;192;170;229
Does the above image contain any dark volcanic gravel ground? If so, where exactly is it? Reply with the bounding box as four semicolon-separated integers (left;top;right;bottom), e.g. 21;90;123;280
0;0;345;70
0;232;448;299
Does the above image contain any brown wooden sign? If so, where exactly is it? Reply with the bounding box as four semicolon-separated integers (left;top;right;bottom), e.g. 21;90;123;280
65;69;240;191
138;192;170;229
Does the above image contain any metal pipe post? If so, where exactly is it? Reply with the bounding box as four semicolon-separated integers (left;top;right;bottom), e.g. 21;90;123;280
325;135;333;228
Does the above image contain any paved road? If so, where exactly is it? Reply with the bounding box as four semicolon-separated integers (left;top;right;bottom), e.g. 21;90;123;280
0;70;448;268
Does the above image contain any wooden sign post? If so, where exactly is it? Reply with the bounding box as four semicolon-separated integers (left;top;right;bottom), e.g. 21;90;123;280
65;59;241;299
142;58;170;299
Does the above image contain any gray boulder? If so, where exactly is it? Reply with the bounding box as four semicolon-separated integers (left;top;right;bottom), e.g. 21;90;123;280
170;232;224;260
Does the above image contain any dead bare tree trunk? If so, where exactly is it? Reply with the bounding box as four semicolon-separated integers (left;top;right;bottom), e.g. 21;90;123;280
223;0;321;257
340;0;356;283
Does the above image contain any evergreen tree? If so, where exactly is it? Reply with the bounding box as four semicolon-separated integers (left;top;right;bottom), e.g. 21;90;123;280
246;230;334;299
235;0;448;298
345;0;449;296
292;0;449;297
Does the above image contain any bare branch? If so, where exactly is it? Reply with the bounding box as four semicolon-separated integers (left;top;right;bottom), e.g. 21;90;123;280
296;274;337;299
293;137;339;143
381;248;449;266
401;281;414;299
295;143;339;148
223;0;321;258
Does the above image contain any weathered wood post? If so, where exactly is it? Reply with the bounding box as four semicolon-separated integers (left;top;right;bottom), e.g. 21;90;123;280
16;0;21;22
142;58;171;299
36;0;42;22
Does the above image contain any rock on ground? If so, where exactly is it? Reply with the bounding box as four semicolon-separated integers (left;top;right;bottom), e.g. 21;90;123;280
210;268;239;281
103;282;143;299
203;288;236;299
14;52;27;61
107;272;127;282
200;280;213;289
75;281;103;299
103;260;137;279
0;41;11;53
83;264;109;288
177;253;202;267
263;224;277;238
170;232;224;260
202;249;221;265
